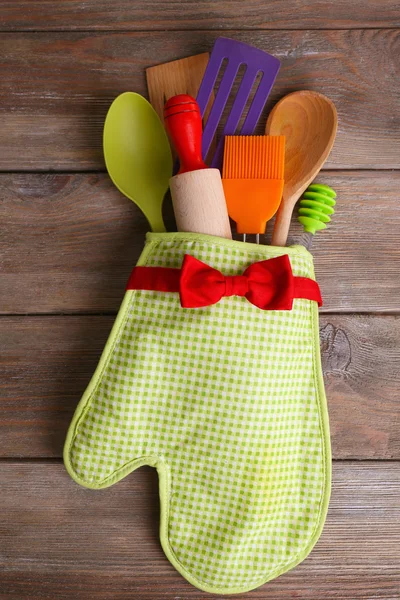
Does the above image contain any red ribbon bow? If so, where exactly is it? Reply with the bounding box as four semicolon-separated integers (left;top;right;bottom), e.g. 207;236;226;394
126;254;322;310
180;254;297;310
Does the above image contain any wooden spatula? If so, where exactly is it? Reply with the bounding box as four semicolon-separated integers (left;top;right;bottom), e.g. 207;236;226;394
266;90;338;246
146;53;213;158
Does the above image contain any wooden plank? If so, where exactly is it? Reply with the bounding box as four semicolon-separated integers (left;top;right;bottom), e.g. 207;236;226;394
0;314;399;459
0;461;399;599
1;171;399;314
321;315;400;459
0;30;399;170
1;0;399;31
0;173;162;315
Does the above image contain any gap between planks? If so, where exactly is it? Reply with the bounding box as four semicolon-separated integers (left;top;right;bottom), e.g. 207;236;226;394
1;311;400;317
1;167;400;175
1;27;400;33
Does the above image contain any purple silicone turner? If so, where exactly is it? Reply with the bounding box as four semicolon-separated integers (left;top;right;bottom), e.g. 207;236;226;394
196;37;280;169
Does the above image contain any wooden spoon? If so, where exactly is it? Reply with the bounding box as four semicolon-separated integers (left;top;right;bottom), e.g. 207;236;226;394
265;90;338;246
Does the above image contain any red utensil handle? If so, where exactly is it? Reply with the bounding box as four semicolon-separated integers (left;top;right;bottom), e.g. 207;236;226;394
164;94;207;174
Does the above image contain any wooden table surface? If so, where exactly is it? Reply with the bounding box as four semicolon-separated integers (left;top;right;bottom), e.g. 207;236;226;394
1;2;399;598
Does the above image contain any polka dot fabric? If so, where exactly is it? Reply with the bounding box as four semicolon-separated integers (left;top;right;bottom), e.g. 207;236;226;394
64;232;331;595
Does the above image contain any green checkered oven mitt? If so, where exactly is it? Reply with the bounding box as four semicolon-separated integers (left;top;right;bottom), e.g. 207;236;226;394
64;232;331;595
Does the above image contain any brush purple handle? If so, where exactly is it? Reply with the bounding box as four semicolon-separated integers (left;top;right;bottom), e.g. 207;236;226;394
196;37;280;169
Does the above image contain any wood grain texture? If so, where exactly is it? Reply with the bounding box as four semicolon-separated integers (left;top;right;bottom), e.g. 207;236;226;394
0;173;174;314
1;314;399;459
170;169;232;238
0;461;399;599
0;3;399;598
146;52;210;126
1;171;399;314
1;0;399;31
147;53;215;160
0;30;399;170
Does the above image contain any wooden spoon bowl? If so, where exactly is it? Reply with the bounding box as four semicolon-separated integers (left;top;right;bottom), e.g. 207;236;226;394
266;90;338;246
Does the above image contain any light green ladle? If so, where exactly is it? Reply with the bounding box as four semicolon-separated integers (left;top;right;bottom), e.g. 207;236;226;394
103;92;173;232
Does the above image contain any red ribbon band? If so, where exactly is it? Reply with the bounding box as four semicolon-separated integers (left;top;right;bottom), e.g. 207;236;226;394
126;254;322;310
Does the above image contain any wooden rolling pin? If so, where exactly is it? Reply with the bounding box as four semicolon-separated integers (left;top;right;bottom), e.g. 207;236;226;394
164;95;232;239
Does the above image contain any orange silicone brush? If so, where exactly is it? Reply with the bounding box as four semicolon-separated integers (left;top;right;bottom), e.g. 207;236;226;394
222;135;285;242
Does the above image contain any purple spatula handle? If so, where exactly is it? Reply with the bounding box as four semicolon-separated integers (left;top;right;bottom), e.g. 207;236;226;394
196;37;280;169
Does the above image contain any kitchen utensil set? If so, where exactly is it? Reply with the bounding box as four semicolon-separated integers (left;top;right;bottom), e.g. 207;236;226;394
103;38;338;247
